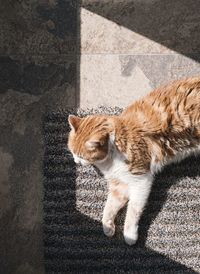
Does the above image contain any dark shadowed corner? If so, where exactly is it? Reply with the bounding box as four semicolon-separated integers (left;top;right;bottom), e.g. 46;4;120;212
0;0;79;273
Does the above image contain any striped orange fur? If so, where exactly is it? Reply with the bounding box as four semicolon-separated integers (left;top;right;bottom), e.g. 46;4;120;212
68;77;200;245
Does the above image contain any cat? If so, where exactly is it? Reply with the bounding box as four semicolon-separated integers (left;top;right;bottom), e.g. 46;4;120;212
67;77;200;245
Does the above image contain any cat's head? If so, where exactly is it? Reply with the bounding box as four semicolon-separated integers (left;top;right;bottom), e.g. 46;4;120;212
68;115;113;166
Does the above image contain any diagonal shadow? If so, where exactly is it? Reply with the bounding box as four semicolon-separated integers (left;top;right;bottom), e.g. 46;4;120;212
82;0;200;62
43;112;199;273
40;1;200;271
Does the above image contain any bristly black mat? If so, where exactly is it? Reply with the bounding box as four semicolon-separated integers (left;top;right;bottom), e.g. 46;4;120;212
43;108;200;274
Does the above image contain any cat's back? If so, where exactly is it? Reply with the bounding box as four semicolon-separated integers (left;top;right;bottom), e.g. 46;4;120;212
122;77;200;131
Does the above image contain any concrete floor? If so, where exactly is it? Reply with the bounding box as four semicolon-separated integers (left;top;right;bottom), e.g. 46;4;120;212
0;1;77;273
80;0;200;107
0;0;200;273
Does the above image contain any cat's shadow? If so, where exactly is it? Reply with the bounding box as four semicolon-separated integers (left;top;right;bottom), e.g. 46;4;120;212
137;155;200;246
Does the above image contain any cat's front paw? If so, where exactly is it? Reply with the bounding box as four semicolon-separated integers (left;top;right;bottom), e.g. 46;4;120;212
102;220;115;237
123;225;138;245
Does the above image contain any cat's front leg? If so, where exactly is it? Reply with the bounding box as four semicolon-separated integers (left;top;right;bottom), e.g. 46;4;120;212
102;179;128;237
124;173;153;245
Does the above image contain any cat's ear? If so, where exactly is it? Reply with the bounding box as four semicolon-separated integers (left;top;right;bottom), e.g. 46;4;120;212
85;134;108;150
68;115;82;131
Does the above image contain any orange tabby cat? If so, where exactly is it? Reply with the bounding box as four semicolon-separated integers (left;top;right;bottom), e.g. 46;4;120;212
68;77;200;245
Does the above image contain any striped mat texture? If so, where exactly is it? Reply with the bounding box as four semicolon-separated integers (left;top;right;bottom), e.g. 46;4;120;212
43;108;200;274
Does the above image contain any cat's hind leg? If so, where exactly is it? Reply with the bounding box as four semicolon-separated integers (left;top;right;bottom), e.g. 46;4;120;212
102;179;128;237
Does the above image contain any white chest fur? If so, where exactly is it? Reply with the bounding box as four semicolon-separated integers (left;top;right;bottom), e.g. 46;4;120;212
95;146;153;207
95;146;152;189
96;148;129;182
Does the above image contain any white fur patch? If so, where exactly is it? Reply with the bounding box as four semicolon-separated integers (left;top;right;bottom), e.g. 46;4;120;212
72;153;90;166
124;224;138;246
95;140;153;200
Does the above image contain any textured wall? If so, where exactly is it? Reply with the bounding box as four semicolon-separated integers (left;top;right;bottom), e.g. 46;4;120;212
80;0;200;107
